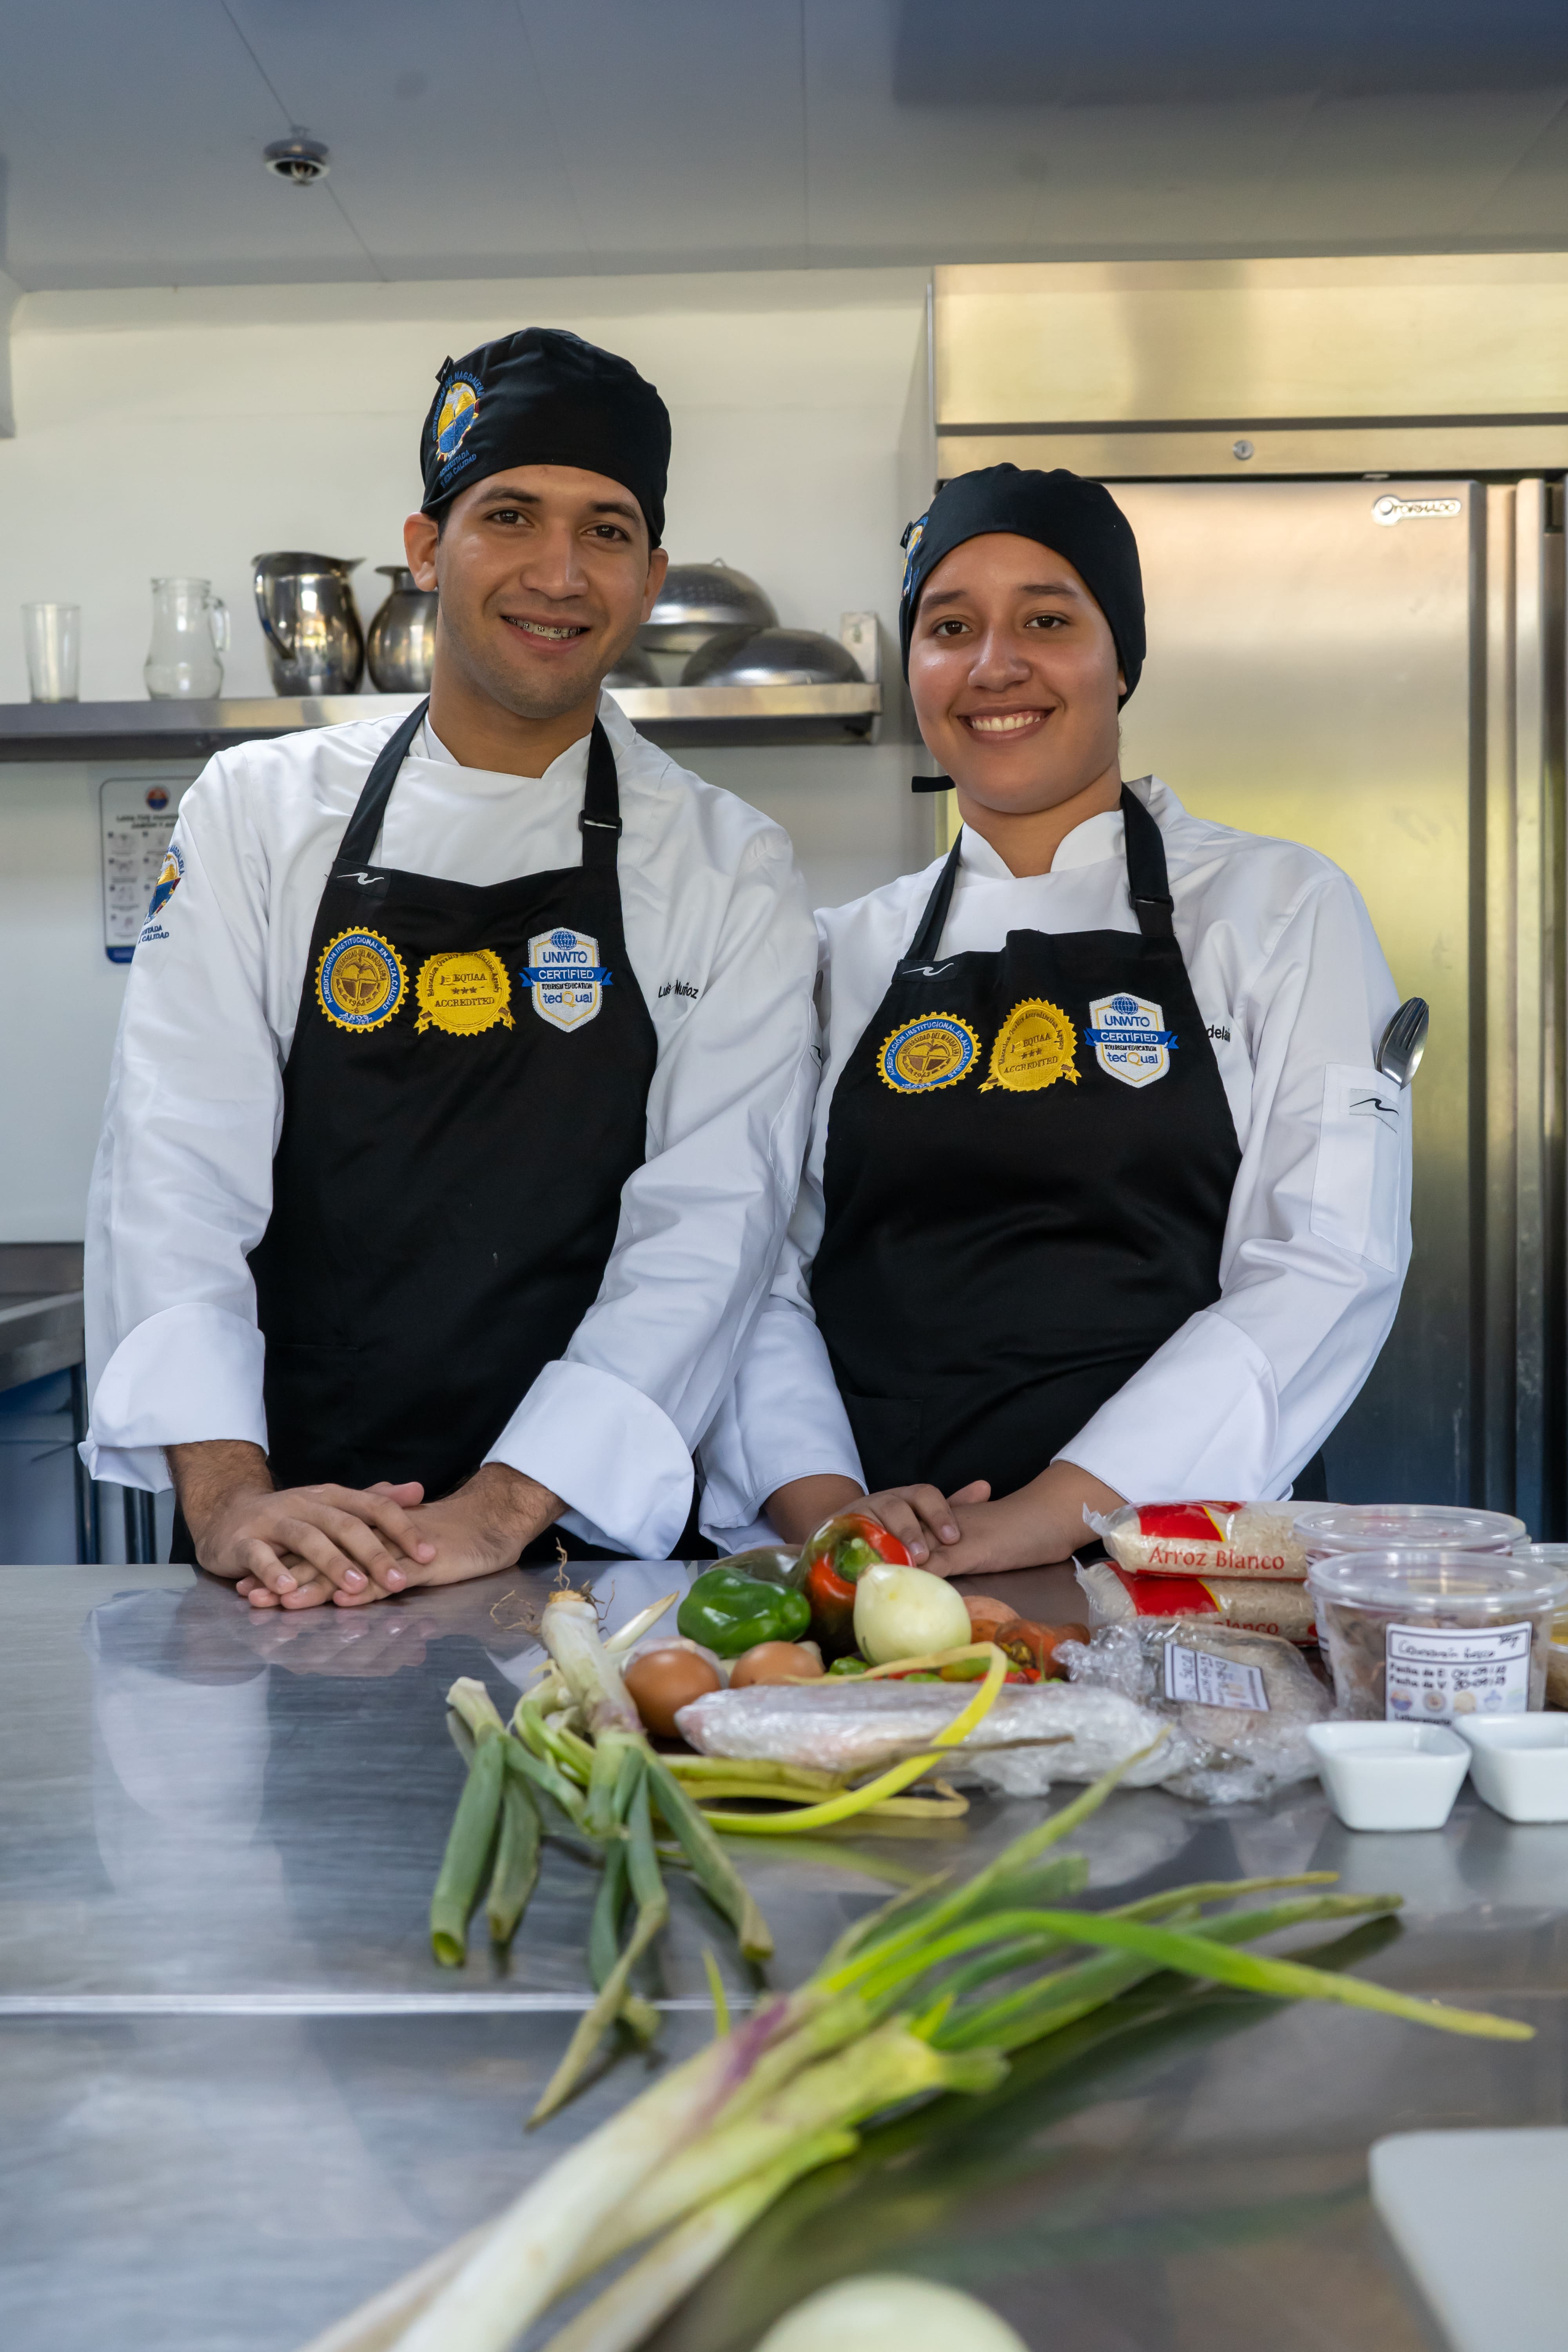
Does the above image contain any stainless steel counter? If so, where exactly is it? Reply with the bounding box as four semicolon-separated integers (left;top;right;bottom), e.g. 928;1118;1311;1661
2;1561;1563;2352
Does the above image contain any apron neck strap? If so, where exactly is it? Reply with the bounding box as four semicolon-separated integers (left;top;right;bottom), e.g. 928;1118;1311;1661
577;716;622;869
1121;784;1174;939
900;835;964;972
333;699;430;875
332;702;624;877
899;786;1172;969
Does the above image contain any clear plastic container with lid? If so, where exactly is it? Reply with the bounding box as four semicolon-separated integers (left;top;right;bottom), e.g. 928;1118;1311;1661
1307;1549;1557;1724
1513;1544;1568;1707
1294;1504;1525;1561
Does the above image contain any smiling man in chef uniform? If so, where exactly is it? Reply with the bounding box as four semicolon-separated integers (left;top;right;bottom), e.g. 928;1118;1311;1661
83;327;817;1608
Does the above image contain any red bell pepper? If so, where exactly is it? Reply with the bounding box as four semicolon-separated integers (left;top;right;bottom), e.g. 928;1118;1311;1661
799;1511;912;1659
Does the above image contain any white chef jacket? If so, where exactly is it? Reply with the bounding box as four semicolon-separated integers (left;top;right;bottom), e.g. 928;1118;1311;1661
84;693;818;1558
699;776;1412;1540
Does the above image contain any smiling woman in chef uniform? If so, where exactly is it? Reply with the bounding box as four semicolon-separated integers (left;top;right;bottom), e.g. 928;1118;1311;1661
701;465;1413;1576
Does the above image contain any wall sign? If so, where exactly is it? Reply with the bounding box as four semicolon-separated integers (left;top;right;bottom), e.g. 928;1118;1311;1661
100;776;192;964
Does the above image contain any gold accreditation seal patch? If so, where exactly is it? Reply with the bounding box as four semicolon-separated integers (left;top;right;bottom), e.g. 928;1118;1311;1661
415;949;514;1037
982;998;1081;1093
316;929;406;1033
878;1013;980;1093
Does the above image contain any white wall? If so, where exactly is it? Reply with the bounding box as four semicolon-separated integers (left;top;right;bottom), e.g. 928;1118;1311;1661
0;268;939;1241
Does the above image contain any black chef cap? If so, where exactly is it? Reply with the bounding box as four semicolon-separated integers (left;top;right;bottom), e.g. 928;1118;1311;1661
419;327;671;547
898;464;1145;702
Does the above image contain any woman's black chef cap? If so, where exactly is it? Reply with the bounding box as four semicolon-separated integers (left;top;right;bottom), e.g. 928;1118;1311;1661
898;464;1145;702
420;327;671;547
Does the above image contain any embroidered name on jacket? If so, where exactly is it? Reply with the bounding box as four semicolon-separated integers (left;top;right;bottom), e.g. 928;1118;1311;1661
1086;993;1179;1088
520;927;613;1031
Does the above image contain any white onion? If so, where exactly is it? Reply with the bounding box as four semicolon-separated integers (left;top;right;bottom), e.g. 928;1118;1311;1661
755;2274;1028;2352
853;1561;972;1665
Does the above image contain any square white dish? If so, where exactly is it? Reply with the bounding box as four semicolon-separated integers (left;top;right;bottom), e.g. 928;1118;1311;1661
1451;1713;1568;1822
1307;1720;1470;1830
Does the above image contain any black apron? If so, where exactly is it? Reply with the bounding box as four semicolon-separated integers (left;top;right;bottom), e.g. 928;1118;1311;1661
811;787;1252;1501
202;701;665;1559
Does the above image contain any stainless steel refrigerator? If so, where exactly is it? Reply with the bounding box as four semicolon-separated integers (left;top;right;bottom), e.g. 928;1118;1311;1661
1100;478;1565;1530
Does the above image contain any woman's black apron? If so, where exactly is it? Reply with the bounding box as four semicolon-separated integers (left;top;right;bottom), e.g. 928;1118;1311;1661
176;700;666;1562
811;787;1270;1501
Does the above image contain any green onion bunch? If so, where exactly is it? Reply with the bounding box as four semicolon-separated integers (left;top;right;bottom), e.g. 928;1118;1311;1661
327;1748;1528;2352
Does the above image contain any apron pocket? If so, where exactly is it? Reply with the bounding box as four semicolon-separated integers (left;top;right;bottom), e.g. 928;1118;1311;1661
841;1392;924;1493
1309;1063;1405;1274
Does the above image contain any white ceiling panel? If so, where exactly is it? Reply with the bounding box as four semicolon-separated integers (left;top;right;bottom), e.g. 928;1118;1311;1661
0;0;373;287
222;0;592;277
516;1;809;269
0;0;1566;289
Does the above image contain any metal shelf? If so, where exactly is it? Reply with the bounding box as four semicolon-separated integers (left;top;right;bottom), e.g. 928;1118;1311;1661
0;682;881;762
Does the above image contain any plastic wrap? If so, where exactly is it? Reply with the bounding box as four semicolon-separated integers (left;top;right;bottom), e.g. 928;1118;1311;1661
673;1678;1180;1797
1077;1560;1318;1644
1086;1500;1311;1580
1059;1620;1331;1804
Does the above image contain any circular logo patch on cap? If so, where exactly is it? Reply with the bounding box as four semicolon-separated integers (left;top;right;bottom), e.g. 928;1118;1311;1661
434;378;479;462
316;929;406;1033
878;1013;979;1093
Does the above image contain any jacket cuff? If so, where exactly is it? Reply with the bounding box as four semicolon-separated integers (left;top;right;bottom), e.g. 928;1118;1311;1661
485;1360;695;1559
84;1305;269;1490
1054;1309;1282;1501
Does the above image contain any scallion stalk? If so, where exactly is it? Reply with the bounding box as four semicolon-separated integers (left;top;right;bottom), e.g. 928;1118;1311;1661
430;1731;505;1968
485;1771;542;1949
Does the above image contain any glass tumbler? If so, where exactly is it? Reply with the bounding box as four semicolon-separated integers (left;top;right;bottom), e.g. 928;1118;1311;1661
144;576;229;699
22;603;81;702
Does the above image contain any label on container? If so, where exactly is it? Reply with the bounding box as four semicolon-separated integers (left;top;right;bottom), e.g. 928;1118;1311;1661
1163;1643;1270;1711
1384;1621;1534;1725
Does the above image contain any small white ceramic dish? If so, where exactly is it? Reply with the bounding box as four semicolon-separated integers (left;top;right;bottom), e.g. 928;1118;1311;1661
1307;1720;1471;1830
1451;1714;1568;1822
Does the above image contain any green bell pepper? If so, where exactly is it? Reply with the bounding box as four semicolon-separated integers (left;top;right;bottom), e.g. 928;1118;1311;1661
677;1567;811;1659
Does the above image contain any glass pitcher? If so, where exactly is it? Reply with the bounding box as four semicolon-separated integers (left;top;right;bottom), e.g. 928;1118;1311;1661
144;576;229;699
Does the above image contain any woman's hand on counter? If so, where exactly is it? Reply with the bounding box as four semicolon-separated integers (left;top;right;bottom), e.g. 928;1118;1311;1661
765;1472;992;1564
857;1479;991;1563
235;1462;566;1610
881;1460;1126;1577
171;1439;437;1607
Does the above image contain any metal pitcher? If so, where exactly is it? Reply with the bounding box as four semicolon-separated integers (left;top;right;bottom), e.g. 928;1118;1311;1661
252;552;365;695
365;565;437;692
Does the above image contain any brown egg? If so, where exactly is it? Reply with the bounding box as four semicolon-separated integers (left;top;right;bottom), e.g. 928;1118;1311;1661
729;1641;826;1689
624;1646;722;1738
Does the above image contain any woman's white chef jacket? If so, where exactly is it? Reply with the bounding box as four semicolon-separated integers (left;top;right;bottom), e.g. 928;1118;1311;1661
700;777;1412;1540
84;695;818;1559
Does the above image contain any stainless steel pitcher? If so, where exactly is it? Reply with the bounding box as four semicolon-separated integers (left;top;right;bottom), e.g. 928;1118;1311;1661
365;565;437;692
252;552;365;695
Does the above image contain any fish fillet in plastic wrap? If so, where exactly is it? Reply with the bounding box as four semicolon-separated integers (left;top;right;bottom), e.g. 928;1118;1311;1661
673;1679;1184;1797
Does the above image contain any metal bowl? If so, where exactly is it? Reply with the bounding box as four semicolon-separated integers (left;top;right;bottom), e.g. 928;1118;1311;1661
680;626;866;689
639;559;777;655
602;644;661;690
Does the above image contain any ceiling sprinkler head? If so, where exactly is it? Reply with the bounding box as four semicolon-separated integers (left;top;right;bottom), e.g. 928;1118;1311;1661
263;134;330;186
